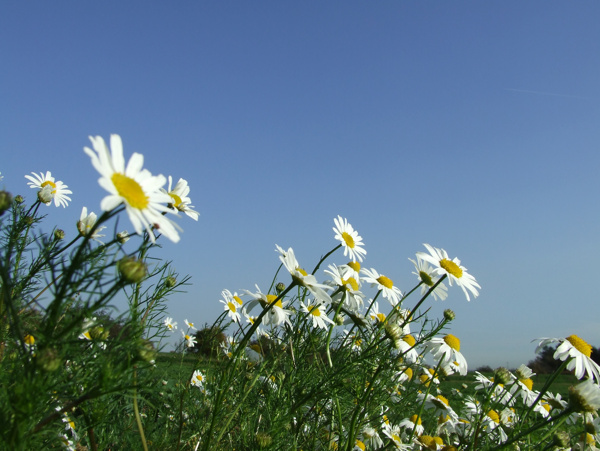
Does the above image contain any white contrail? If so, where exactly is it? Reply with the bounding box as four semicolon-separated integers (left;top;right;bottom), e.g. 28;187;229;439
504;88;589;100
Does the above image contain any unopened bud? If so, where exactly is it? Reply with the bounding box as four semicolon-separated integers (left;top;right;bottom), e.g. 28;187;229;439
14;195;24;204
37;185;54;204
138;340;157;363
0;191;12;216
89;325;109;341
165;276;177;288
54;229;65;240
384;322;402;349
494;367;512;386
333;314;345;326
552;431;569;447
118;257;147;284
255;432;273;448
443;309;455;321
275;282;286;294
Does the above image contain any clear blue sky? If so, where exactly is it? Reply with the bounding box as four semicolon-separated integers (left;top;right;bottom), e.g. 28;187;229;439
2;2;600;368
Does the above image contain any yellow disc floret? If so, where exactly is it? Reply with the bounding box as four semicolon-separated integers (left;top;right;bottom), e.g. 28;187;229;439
566;335;592;357
40;180;57;193
439;258;463;279
444;334;461;352
111;173;149;209
377;275;394;289
347;261;361;272
342;232;355;249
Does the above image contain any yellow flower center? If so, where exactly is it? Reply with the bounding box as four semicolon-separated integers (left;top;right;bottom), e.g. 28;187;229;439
419;271;434;286
410;414;422;425
308;305;321;317
347;261;361;272
355;439;365;451
296;267;308;277
342;277;359;291
444;334;461;352
196;374;203;382
487;409;500;424
439;258;463;278
24;334;35;346
404;368;413;380
433;395;449;408
377;275;393;289
40;180;57;193
374;312;386;322
227;301;237;313
233;295;243;306
566;335;592;357
266;294;283;308
169;192;183;207
341;232;355;249
111;173;149;209
403;335;416;347
520;378;533;391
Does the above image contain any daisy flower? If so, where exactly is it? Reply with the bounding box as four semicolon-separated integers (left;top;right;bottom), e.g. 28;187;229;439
408;256;448;301
191;369;205;388
416;244;480;301
220;291;241;323
164;317;177;332
423;334;468;376
398;414;424;436
361;268;403;306
184;319;197;330
83;134;180;243
275;245;331;304
333;215;366;262
77;206;106;242
535;335;600;383
162;176;199;220
243;285;292;327
324;264;364;313
182;330;197;348
25;171;72;208
367;300;387;324
300;300;334;329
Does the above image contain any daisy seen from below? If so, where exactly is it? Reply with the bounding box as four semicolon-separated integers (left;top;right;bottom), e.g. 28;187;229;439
333;215;366;262
25;171;72;208
162;175;199;220
361;268;403;306
275;245;331;304
423;334;468;376
83;134;180;243
416;243;480;301
324;264;364;313
182;330;197;348
300;300;334;330
535;335;600;383
220;290;242;323
184;319;197;330
77;207;106;243
408;256;448;301
164;317;177;332
243;285;292;327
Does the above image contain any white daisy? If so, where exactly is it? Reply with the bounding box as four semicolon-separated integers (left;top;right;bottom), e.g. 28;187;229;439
164;317;177;332
423;334;468;376
83;134;180;243
361;268;403;306
191;369;205;388
409;256;448;301
184;319;197;330
182;330;197;348
536;335;600;383
416;244;480;301
25;171;72;208
162;176;199;220
220;290;242;323
333;215;366;262
324;264;364;313
300;300;334;330
77;206;106;242
275;245;331;304
243;285;292;328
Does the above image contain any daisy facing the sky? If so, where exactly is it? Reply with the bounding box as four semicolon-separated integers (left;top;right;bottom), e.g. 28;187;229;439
84;134;180;243
333;215;366;262
162;175;199;221
25;171;72;208
300;300;334;330
416;243;480;301
361;268;403;306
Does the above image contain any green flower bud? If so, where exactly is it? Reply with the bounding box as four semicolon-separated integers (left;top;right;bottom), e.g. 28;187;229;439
54;229;65;240
14;195;24;204
36;347;61;372
255;432;273;448
118;257;147;284
0;191;12;216
165;276;177;288
552;431;569;447
275;282;286;294
37;185;53;204
137;340;157;363
333;314;345;326
117;230;130;244
89;325;109;341
443;309;456;321
494;367;512;386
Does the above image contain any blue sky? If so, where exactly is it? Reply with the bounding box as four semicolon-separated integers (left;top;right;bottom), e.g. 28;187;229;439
2;2;600;368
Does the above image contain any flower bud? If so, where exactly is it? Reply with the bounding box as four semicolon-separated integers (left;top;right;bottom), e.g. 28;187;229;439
118;257;147;284
443;309;456;321
333;314;345;326
54;229;65;241
165;276;177;288
37;185;54;204
36;347;61;372
89;325;109;341
275;282;286;294
0;191;12;216
384;322;402;349
117;230;130;244
137;340;157;363
255;432;273;448
14;195;24;204
493;367;512;386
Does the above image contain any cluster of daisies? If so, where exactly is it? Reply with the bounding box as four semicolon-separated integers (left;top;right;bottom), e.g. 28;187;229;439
23;134;199;244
